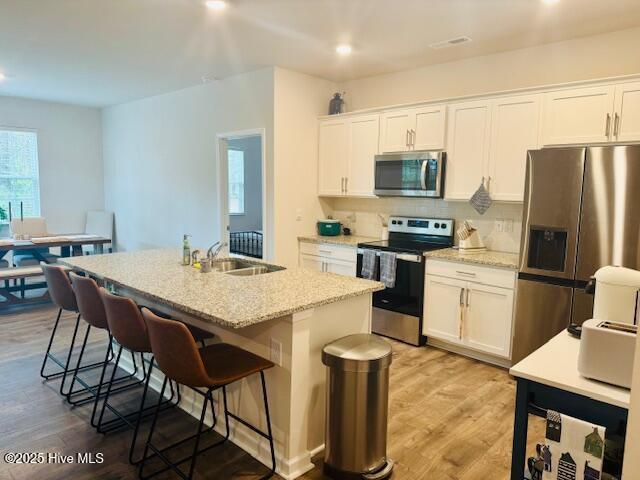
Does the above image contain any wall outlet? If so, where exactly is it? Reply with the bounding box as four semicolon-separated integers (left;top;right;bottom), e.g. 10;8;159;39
503;219;514;233
270;338;283;367
495;220;504;233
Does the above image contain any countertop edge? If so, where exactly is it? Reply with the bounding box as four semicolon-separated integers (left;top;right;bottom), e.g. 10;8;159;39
61;258;385;329
424;248;519;270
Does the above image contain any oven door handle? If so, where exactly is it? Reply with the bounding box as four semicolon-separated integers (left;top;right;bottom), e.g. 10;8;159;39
357;249;422;263
420;159;428;190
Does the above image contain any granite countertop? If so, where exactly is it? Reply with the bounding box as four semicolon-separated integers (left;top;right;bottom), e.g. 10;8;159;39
298;234;378;247
425;247;519;269
61;249;384;329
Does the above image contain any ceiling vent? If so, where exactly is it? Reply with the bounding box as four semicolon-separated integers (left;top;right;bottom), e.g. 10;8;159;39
429;36;473;50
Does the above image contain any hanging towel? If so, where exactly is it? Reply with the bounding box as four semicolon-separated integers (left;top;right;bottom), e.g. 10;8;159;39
379;251;397;288
360;249;377;280
532;410;606;480
469;179;493;214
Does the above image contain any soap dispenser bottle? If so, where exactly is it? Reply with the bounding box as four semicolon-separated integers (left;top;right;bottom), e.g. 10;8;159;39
182;234;192;266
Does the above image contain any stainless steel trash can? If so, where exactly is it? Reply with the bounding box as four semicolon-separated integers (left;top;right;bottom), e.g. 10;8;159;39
322;333;394;480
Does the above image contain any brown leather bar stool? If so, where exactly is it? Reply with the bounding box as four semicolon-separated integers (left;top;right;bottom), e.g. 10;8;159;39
40;264;107;392
140;308;276;480
67;273;142;409
99;288;214;465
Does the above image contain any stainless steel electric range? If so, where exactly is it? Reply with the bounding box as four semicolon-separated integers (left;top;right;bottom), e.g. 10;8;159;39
357;216;454;346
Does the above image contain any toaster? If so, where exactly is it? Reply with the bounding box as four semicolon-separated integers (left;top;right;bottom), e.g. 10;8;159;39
578;319;637;389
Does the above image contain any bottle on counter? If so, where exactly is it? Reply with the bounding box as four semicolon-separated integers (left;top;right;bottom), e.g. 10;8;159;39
182;234;192;266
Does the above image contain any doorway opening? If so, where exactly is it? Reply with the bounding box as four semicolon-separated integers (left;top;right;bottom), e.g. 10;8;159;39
217;131;266;260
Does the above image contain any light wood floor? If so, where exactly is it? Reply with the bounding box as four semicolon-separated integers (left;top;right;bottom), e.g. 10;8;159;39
0;304;543;480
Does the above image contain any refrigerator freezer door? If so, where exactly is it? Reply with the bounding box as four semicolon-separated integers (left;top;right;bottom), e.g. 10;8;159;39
576;146;640;281
519;148;586;279
512;278;573;364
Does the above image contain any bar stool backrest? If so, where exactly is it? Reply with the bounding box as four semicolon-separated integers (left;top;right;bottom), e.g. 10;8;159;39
141;308;210;388
42;264;77;312
99;288;151;353
69;272;108;330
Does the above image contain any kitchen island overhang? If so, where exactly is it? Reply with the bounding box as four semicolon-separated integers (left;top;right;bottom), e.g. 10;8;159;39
61;249;384;480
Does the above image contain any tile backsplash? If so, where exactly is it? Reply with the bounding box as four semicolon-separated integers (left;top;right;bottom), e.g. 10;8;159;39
327;197;523;253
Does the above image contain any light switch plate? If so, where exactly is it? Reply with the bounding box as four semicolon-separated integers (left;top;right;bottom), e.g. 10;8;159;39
270;338;283;367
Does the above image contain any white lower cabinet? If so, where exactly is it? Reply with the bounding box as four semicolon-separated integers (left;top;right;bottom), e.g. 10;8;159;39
423;259;516;360
299;241;357;277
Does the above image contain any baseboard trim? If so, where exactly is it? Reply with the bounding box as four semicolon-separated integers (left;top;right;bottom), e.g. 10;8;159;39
426;338;511;369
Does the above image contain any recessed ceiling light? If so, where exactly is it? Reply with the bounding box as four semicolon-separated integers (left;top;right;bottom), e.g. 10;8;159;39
205;0;227;10
336;44;353;56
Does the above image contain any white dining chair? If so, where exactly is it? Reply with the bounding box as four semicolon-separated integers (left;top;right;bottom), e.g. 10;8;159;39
10;217;58;266
83;211;114;254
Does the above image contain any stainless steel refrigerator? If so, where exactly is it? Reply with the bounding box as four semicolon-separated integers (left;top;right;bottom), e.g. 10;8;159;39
512;145;640;364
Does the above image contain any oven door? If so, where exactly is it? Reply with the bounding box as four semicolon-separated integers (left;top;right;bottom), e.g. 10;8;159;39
357;250;425;345
374;152;444;198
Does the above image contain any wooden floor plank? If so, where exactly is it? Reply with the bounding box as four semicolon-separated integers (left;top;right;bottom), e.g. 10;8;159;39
0;304;543;479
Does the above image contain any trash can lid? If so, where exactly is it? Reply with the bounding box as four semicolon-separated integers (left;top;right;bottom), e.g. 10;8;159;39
322;333;393;372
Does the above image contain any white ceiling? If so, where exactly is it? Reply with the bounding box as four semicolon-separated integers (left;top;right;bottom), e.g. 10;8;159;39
1;0;640;107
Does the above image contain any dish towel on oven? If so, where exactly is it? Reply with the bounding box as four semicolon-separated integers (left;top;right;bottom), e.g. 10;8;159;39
360;249;377;280
529;410;605;480
379;251;397;288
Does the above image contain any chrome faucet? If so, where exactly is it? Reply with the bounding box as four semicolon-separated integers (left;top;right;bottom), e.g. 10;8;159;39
207;241;227;260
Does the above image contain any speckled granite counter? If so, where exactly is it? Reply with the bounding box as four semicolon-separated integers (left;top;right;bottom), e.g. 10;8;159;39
425;248;519;269
298;234;377;247
61;249;383;329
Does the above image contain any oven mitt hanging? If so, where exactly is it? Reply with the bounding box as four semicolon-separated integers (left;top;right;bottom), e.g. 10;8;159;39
469;178;493;215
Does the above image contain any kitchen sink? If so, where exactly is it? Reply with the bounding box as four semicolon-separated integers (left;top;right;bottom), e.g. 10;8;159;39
209;258;285;276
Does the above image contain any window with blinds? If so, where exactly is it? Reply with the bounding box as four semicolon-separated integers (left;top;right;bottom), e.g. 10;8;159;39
0;129;41;220
228;149;245;215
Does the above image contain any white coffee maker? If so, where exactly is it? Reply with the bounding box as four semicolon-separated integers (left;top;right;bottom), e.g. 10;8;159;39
578;266;640;388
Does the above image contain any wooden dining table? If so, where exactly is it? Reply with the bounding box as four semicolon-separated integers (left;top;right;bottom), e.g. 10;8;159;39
0;234;111;263
0;234;112;309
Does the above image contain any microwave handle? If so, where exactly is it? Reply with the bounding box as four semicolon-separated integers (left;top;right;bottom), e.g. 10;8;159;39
420;159;428;190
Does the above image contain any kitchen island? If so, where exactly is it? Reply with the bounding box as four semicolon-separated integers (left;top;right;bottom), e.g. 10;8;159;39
61;249;384;480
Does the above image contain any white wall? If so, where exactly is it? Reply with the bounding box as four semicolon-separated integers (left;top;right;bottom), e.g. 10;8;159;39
102;68;274;252
228;136;262;233
339;26;640;111
273;67;336;267
0;95;103;234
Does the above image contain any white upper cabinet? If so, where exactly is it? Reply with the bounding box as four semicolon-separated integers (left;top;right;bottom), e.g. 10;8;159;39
379;110;412;153
379;105;446;153
613;81;640;143
488;95;541;202
445;100;492;200
541;85;615;145
318;118;349;196
318;114;379;197
347;114;379;197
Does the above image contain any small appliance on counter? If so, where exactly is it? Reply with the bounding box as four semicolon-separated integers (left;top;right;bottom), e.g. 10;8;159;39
317;219;342;236
456;220;486;253
578;266;640;388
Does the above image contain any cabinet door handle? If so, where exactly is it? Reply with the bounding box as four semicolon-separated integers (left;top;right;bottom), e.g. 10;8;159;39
341;177;345;194
459;287;465;340
466;288;470;307
614;113;620;137
318;249;332;255
405;129;410;148
345;177;348;193
605;113;611;137
411;129;416;148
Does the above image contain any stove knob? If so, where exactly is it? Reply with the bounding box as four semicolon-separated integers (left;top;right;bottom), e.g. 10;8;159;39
391;220;397;225
434;222;440;228
441;223;447;229
398;220;403;225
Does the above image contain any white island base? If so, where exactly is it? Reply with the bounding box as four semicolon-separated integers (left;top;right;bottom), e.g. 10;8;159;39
119;289;373;480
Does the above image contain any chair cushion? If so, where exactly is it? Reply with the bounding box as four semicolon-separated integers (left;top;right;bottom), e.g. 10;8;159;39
0;259;8;268
199;343;274;386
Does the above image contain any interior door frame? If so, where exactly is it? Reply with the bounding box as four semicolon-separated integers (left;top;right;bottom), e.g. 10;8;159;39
215;128;269;260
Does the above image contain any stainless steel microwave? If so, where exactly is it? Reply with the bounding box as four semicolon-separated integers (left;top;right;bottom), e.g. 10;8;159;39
374;151;445;198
